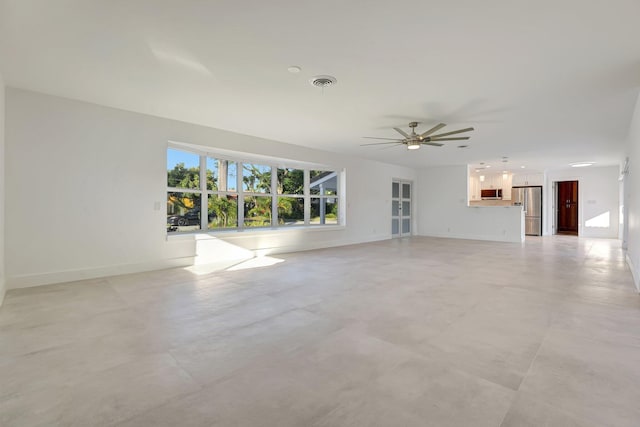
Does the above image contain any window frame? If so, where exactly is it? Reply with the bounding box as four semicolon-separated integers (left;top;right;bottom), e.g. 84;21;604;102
166;143;344;234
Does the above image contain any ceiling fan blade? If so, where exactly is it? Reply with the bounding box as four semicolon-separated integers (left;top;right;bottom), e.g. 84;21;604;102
360;142;403;146
430;137;470;141
421;142;444;147
378;143;405;150
429;127;474;139
362;137;404;141
420;123;446;138
393;127;410;138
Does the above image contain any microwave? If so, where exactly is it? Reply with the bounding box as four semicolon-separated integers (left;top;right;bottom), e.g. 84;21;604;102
481;189;502;199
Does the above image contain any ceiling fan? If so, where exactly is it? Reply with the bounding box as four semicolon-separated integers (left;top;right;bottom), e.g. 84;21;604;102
362;121;474;150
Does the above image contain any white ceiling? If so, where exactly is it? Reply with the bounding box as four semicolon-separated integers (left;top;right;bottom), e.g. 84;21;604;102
1;0;639;170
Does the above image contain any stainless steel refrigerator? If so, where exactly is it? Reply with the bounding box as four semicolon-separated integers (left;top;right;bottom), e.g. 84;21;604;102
511;186;542;236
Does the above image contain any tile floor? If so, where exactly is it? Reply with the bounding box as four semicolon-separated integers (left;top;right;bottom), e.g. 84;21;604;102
1;236;640;426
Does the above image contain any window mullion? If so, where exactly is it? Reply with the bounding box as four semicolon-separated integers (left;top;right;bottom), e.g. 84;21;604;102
200;155;207;230
167;187;201;194
238;162;244;230
304;170;310;225
338;170;343;226
271;166;278;227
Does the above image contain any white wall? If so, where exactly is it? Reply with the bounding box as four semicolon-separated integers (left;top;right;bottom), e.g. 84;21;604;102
417;165;524;243
625;92;640;291
5;88;417;289
0;74;5;304
545;166;620;238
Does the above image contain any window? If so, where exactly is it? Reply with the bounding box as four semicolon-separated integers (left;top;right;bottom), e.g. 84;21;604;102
167;147;343;233
167;149;202;232
310;170;339;225
243;163;272;227
206;157;238;229
277;168;304;226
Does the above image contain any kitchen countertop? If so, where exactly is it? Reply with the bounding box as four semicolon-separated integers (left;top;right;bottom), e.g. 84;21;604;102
469;200;515;207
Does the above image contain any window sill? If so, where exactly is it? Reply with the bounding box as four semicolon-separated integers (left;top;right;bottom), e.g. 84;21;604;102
166;224;346;240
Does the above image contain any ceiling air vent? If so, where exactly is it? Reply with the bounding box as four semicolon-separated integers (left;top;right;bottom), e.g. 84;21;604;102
310;75;337;88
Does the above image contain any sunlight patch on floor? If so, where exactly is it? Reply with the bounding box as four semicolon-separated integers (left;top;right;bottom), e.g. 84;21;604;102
226;256;285;271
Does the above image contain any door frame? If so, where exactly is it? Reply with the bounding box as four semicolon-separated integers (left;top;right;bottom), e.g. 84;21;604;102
392;179;413;238
552;181;557;235
555;180;579;235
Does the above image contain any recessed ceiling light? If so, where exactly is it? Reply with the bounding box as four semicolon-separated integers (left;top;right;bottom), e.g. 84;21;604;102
521;165;526;168
570;162;595;168
486;165;491;168
287;65;301;73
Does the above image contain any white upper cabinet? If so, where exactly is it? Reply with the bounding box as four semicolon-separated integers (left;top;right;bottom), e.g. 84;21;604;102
512;173;543;187
469;175;481;201
527;173;544;186
502;173;513;200
480;173;503;189
512;174;525;187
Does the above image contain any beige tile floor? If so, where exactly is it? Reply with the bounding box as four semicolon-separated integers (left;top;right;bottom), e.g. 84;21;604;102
1;236;639;426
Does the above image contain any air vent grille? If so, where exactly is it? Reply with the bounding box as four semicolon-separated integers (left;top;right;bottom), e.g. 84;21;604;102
310;75;337;88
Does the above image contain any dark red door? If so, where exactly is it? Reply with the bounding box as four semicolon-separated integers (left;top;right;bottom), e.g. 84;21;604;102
557;181;578;235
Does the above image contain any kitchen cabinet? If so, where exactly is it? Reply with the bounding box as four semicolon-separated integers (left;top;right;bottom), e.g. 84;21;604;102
512;173;543;187
480;174;502;190
469;175;481;201
512;174;525;186
527;173;544;186
502;173;513;200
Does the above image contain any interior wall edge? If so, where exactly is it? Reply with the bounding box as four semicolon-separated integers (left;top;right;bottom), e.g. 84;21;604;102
0;72;5;306
625;253;640;293
416;232;523;244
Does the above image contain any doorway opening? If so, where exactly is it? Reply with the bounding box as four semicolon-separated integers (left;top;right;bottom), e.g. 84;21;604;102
556;180;579;235
392;180;412;237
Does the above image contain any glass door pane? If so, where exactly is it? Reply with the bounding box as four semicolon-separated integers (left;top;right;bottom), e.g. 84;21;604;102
392;181;400;237
392;201;400;216
402;218;410;234
402;183;411;199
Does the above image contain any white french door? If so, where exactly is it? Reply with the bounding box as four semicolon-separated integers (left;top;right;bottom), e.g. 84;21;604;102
392;180;412;237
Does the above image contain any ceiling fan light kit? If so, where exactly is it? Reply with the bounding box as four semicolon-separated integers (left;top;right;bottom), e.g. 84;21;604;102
362;121;474;151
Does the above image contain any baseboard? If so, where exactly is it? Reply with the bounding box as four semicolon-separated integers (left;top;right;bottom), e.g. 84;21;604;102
7;257;195;290
418;231;523;243
242;233;392;256
625;253;640;293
